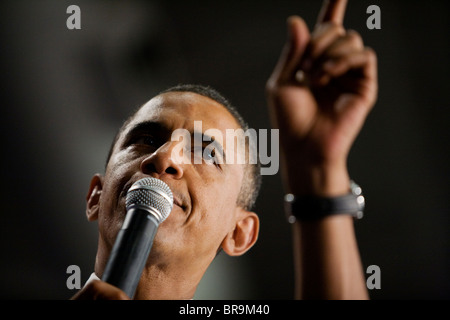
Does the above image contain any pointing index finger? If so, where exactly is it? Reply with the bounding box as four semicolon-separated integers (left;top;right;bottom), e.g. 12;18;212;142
316;0;348;26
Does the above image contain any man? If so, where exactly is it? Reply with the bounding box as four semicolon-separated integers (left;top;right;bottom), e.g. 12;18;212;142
72;0;377;300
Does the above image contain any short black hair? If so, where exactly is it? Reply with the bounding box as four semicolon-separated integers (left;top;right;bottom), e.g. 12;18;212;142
105;84;262;211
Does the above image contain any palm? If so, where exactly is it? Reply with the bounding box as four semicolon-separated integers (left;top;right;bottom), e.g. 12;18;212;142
267;7;377;166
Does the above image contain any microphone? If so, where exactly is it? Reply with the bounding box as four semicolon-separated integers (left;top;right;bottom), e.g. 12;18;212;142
102;177;173;298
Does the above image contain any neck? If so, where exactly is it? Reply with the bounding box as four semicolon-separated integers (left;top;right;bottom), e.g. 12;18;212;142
133;262;198;300
94;242;212;300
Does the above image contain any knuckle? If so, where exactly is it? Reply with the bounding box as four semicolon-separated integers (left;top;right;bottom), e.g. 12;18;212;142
265;77;278;94
345;30;364;47
83;280;104;297
322;21;344;31
90;279;103;289
313;21;345;39
365;47;377;61
87;280;130;300
331;23;346;36
111;290;129;300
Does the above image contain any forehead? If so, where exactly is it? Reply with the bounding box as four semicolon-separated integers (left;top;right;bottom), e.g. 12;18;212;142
129;92;241;132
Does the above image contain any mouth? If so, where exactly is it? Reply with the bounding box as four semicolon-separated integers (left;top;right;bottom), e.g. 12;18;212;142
173;197;182;208
121;178;188;212
172;194;188;212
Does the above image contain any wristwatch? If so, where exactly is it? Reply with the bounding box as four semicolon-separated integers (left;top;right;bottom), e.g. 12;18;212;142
284;180;365;223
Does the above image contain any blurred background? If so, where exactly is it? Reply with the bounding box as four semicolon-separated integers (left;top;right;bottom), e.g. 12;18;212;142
0;0;448;299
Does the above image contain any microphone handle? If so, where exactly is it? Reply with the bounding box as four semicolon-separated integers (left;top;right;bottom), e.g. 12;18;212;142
102;207;159;298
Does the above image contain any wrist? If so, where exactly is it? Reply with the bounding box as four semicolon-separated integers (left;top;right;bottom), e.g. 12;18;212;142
285;180;365;223
282;160;350;197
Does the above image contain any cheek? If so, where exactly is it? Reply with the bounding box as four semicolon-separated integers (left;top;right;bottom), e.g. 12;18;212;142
98;155;141;245
160;176;238;253
193;173;242;235
97;182;126;248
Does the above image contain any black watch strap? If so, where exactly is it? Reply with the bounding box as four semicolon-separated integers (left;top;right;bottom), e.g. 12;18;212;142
284;180;365;223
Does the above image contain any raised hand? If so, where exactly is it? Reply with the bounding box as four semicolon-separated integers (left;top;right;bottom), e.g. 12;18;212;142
266;0;378;196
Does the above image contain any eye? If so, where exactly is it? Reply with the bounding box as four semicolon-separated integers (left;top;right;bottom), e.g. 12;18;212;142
202;145;223;166
131;135;158;147
203;146;215;160
191;145;221;167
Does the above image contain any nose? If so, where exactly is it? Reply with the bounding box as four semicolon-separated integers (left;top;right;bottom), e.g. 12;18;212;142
140;141;184;180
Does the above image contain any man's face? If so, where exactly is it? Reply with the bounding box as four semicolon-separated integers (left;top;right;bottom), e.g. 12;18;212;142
96;92;247;269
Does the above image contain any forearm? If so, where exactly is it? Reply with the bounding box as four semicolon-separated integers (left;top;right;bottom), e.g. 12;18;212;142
284;163;368;300
292;215;368;300
265;0;377;300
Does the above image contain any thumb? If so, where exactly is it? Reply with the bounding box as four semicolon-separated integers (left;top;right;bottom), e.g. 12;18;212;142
269;16;311;85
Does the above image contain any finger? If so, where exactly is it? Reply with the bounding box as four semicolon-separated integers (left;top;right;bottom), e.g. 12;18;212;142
334;50;378;128
267;16;310;86
322;48;375;78
316;0;348;26
309;32;364;85
316;48;377;97
300;23;345;72
320;30;364;61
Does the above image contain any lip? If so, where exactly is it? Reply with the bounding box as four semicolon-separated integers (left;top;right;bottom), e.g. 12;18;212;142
122;178;187;211
173;197;182;208
172;195;187;211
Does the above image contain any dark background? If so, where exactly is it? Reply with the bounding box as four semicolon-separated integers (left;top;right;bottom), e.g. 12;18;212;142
0;0;448;299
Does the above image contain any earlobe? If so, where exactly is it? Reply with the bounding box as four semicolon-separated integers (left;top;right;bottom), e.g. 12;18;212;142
86;174;103;222
222;209;260;257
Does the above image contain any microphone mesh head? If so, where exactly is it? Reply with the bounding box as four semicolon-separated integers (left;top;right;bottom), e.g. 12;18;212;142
125;177;173;223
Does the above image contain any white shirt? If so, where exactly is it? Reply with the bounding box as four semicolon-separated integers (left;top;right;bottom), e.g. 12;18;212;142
85;272;100;286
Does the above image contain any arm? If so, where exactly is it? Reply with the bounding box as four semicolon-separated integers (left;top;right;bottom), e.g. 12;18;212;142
266;0;377;299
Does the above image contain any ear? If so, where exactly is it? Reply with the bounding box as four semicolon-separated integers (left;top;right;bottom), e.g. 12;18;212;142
221;208;260;257
86;174;103;222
